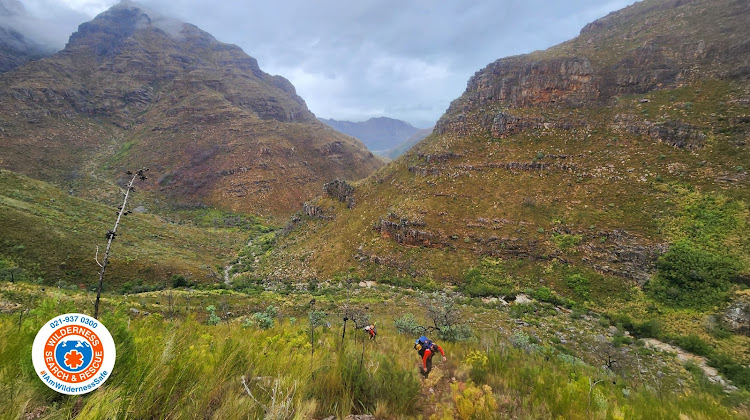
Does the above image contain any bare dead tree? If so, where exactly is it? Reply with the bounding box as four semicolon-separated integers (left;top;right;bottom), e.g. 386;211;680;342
422;293;461;331
94;168;148;319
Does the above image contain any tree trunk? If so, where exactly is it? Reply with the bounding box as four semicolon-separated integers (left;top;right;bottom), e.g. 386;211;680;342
94;172;138;319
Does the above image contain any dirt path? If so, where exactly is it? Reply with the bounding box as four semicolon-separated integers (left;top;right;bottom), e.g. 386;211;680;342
642;338;736;391
223;239;253;286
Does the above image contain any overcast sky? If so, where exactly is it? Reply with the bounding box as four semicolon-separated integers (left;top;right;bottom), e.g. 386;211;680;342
17;0;635;128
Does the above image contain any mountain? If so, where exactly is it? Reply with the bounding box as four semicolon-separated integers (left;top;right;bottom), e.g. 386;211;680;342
382;127;432;159
0;0;53;72
0;1;382;218
319;116;427;156
254;0;749;295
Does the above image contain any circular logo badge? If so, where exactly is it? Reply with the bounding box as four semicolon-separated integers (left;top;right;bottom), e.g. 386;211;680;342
32;313;116;395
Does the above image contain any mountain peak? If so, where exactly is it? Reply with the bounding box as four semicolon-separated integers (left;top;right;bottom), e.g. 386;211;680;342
0;3;382;216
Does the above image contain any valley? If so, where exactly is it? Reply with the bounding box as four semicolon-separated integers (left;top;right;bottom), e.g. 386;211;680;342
0;0;748;418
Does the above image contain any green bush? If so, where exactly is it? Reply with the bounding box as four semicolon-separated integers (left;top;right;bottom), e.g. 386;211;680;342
648;240;741;308
708;353;750;389
206;305;220;325
461;266;510;297
394;313;422;335
630;319;662;338
553;233;582;251
565;274;590;300
672;335;712;357
171;274;189;288
509;303;536;318
436;324;473;342
529;287;569;307
249;305;277;330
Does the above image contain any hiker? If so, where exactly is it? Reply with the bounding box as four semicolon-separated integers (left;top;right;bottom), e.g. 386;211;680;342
414;336;446;378
364;324;377;339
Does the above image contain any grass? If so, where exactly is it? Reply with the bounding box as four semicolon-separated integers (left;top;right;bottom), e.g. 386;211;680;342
1;283;749;419
0;170;254;290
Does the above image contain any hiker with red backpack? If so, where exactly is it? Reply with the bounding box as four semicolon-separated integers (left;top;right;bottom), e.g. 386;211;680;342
364;324;377;339
414;336;446;378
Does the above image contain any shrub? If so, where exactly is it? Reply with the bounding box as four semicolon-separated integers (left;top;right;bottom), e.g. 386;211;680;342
529;287;569;306
565;273;590;300
672;335;712;357
436;324;473;342
708;353;750;390
648;240;741;308
394;313;422;335
630;319;662;338
206;305;220;325
171;274;189;288
509;303;536;318
461;268;508;297
553;233;583;251
249;305;277;330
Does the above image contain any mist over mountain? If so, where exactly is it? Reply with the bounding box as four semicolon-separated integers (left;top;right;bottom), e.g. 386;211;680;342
319;116;428;156
0;1;382;217
0;0;56;72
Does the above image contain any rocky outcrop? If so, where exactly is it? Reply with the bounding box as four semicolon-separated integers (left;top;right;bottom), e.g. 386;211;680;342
373;215;441;248
490;112;584;138
613;115;707;149
471;236;542;260
722;295;750;336
436;56;598;135
302;202;334;220
435;0;750;138
581;230;667;285
324;179;356;208
466;56;598;108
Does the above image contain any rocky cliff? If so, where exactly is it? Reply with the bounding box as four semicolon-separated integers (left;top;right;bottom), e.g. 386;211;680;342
0;1;382;217
254;0;748;297
437;0;750;137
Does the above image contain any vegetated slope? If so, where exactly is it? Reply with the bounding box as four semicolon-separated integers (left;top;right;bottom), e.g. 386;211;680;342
2;284;748;419
0;170;255;289
383;127;433;159
320;116;426;156
0;0;54;72
260;0;749;297
0;1;382;218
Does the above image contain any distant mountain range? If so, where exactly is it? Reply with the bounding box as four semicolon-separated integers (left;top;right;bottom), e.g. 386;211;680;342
319;116;432;157
0;1;383;217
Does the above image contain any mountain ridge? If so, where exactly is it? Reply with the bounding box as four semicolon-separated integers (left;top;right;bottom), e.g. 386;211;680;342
0;1;383;218
252;0;749;294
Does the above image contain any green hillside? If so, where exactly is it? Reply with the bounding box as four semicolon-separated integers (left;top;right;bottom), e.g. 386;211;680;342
0;170;266;291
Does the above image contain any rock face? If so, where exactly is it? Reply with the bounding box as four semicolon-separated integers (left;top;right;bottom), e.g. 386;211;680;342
324;179;356;209
615;117;707;149
0;2;382;217
437;0;750;138
374;215;440;248
722;296;750;336
254;0;749;291
436;57;597;135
